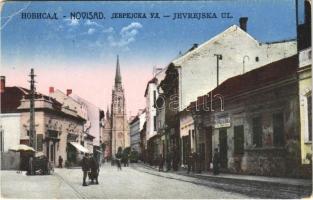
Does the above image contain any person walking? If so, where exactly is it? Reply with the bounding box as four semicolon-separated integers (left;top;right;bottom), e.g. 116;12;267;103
158;154;164;172
213;148;220;175
166;152;172;172
116;147;123;171
192;152;197;173
28;156;34;175
58;156;63;168
90;156;99;184
81;153;89;186
187;152;193;174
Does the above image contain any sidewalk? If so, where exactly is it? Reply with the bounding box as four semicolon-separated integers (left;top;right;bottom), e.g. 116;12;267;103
138;163;312;188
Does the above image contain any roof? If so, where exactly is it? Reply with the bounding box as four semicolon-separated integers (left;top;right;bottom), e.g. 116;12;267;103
144;77;158;97
172;25;259;66
188;55;298;110
115;55;122;85
0;86;74;116
129;115;139;125
1;87;28;113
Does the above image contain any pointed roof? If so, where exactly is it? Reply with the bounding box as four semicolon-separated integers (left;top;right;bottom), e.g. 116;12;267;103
172;25;259;66
115;55;122;85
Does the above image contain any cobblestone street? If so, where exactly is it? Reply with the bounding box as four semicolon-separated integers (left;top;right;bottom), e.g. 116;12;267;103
1;163;311;199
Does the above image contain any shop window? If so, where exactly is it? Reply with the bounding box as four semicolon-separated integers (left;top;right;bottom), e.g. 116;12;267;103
273;113;285;146
252;117;262;147
234;125;244;154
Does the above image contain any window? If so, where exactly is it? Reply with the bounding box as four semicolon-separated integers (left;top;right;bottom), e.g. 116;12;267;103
273;113;284;146
234;125;244;154
27;130;30;136
252;117;262;147
308;95;312;141
255;57;259;62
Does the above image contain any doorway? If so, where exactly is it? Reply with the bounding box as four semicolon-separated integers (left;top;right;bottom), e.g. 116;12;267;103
205;126;213;170
219;128;228;168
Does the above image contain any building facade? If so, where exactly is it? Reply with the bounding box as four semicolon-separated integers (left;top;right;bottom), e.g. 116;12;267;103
189;55;308;177
129;110;146;153
298;0;312;173
17;91;86;167
171;18;298;169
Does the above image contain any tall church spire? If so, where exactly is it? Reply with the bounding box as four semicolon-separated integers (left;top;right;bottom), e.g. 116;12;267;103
106;105;110;120
115;55;122;86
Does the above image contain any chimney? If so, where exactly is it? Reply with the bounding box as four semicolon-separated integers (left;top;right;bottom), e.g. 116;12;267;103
66;89;72;96
239;17;248;32
49;87;54;94
0;76;5;93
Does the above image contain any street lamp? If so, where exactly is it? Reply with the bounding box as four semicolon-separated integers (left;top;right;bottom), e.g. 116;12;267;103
243;55;250;74
214;54;223;86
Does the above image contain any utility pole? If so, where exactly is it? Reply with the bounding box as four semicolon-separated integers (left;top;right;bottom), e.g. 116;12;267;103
214;54;223;86
29;68;36;149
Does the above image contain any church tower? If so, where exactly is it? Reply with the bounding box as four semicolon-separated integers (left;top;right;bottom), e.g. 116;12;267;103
111;55;129;156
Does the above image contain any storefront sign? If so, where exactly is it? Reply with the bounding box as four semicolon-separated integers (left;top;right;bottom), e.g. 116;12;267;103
214;116;231;128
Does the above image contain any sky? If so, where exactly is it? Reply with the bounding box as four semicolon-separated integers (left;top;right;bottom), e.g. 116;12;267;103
1;0;304;116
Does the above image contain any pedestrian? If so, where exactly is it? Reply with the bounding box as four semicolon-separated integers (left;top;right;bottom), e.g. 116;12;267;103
213;148;220;175
187;152;193;174
58;156;63;168
81;153;89;186
89;156;99;184
28;156;34;175
166;152;172;171
158;154;164;172
192;152;197;172
116;158;122;170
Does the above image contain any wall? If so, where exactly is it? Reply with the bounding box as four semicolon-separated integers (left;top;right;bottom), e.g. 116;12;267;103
0;113;21;152
146;83;157;140
209;79;301;177
0;113;21;170
19;100;84;166
130;120;140;152
71;95;101;147
173;25;297;111
298;48;312;165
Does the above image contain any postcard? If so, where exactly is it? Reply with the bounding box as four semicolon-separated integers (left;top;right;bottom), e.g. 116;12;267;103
0;0;312;199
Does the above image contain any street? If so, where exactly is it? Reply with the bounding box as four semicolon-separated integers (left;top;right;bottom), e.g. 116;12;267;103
1;163;250;199
1;163;311;199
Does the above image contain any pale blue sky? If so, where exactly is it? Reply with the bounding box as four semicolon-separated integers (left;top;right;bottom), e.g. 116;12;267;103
0;0;305;112
1;0;304;70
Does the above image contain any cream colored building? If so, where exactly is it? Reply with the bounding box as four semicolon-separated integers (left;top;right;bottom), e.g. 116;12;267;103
18;94;85;166
299;47;312;165
176;19;297;167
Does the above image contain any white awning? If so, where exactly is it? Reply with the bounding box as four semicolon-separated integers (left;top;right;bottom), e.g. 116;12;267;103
69;142;90;153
